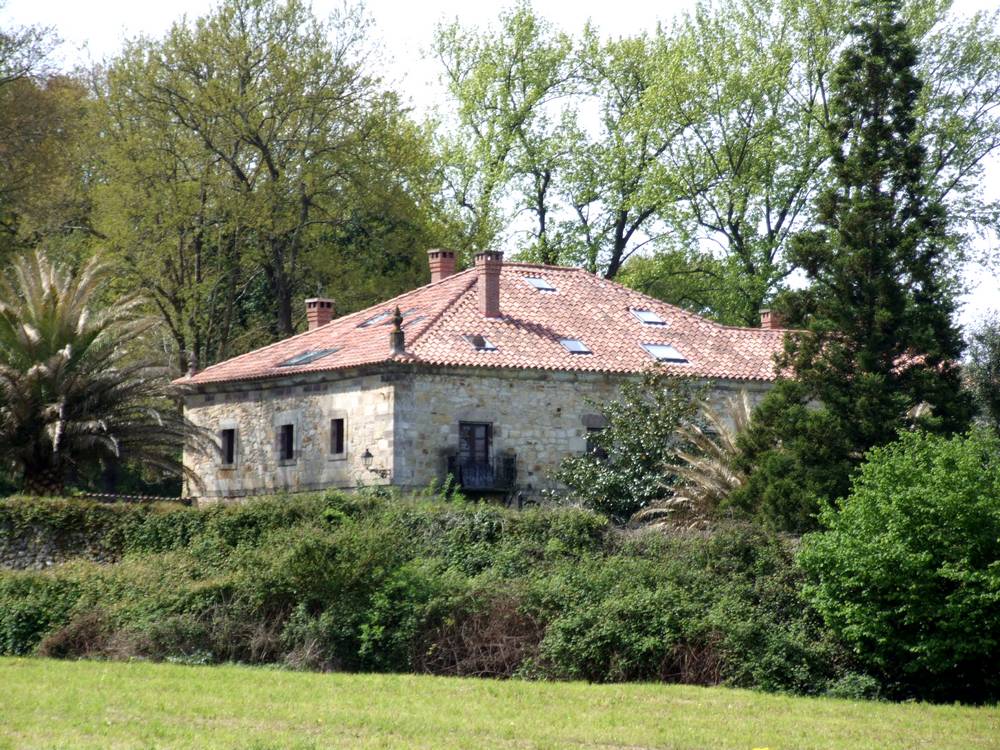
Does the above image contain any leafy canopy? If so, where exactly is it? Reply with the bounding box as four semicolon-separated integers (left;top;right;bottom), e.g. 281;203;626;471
799;428;1000;703
735;0;973;531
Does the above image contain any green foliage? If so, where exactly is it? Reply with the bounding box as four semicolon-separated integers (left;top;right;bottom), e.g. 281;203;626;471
0;572;80;655
799;429;1000;702
740;0;973;530
95;0;448;368
0;252;208;494
0;491;868;697
553;372;705;521
967;315;1000;436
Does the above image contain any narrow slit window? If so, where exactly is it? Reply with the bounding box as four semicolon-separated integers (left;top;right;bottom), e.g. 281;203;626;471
464;334;497;352
642;343;688;363
278;348;338;367
278;424;295;461
631;309;666;326
559;338;591;355
524;276;556;292
220;428;236;466
330;418;346;456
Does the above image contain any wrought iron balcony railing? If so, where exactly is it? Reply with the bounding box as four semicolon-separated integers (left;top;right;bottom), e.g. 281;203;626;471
446;453;517;491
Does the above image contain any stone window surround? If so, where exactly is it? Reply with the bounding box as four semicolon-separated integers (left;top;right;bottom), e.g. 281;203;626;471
216;419;240;469
273;409;302;466
328;410;348;461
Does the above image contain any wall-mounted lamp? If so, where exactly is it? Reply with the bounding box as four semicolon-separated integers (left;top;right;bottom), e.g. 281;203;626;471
361;448;390;479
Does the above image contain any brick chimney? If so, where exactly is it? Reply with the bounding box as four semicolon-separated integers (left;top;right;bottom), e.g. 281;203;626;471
759;309;784;329
427;249;456;283
475;250;503;318
305;298;335;330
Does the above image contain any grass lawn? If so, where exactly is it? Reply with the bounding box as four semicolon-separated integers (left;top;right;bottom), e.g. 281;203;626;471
1;658;998;750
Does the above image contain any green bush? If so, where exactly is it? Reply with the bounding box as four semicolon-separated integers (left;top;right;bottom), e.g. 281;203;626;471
1;491;865;697
799;429;1000;702
0;572;81;655
553;372;705;521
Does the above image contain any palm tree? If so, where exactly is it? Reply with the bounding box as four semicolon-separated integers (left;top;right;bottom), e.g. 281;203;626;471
632;390;754;529
0;251;205;495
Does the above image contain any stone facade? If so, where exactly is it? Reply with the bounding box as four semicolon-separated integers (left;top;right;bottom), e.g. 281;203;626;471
183;364;771;501
184;371;395;499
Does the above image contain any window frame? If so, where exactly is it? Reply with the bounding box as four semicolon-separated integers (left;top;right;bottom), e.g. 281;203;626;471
523;276;556;292
631;309;667;326
463;333;498;352
559;338;592;355
219;427;237;467
329;416;347;460
642;342;688;363
458;421;493;466
277;423;296;464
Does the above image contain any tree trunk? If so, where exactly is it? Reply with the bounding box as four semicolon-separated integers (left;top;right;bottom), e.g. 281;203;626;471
22;466;65;497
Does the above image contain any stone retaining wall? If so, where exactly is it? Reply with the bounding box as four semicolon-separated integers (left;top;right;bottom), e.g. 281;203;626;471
0;523;117;570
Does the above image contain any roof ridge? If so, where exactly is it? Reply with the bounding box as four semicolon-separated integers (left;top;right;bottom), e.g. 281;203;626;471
404;273;479;351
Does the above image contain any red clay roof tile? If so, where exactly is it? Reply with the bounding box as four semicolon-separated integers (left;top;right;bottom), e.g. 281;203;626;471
179;263;789;386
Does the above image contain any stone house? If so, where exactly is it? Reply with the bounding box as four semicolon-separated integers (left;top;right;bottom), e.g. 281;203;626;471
179;250;787;501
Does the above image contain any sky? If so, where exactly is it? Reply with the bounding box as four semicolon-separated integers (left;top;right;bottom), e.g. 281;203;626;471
4;0;999;329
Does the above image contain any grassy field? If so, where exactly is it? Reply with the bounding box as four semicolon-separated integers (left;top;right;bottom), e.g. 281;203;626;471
1;658;998;750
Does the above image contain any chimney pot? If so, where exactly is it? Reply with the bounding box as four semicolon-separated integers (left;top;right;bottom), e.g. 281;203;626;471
475;250;503;318
427;248;457;283
759;309;784;329
306;298;335;330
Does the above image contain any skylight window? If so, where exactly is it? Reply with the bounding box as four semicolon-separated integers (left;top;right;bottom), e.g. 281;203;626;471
524;276;556;292
358;311;391;328
402;315;425;328
464;334;497;352
632;309;666;326
560;338;591;355
277;348;338;367
642;343;688;363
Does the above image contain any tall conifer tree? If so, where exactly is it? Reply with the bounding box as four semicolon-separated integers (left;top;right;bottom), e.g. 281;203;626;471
736;0;972;531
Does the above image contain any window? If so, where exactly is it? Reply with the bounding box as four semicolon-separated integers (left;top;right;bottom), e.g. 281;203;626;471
631;309;666;326
278;348;338;367
220;428;236;466
330;418;346;456
464;334;497;352
523;276;556;292
358;308;418;328
278;424;295;461
402;315;425;328
357;310;391;328
586;427;608;460
559;338;591;355
642;343;688;363
459;422;492;465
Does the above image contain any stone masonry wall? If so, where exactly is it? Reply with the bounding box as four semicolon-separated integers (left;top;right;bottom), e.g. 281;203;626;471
183;365;771;500
391;367;771;497
0;523;118;570
183;372;394;499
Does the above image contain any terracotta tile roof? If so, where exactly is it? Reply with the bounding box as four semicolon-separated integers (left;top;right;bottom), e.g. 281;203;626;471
180;263;790;386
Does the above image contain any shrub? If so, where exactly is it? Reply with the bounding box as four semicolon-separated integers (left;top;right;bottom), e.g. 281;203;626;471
0;571;81;655
799;429;1000;702
554;372;705;521
0;491;862;698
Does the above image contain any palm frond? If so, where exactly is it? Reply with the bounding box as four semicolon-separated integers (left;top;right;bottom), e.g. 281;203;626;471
633;390;755;530
0;250;210;494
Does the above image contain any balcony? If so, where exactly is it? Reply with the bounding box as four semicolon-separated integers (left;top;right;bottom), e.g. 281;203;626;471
446;453;517;491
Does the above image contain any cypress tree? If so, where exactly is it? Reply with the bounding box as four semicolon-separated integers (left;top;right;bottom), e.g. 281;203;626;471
735;0;972;531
